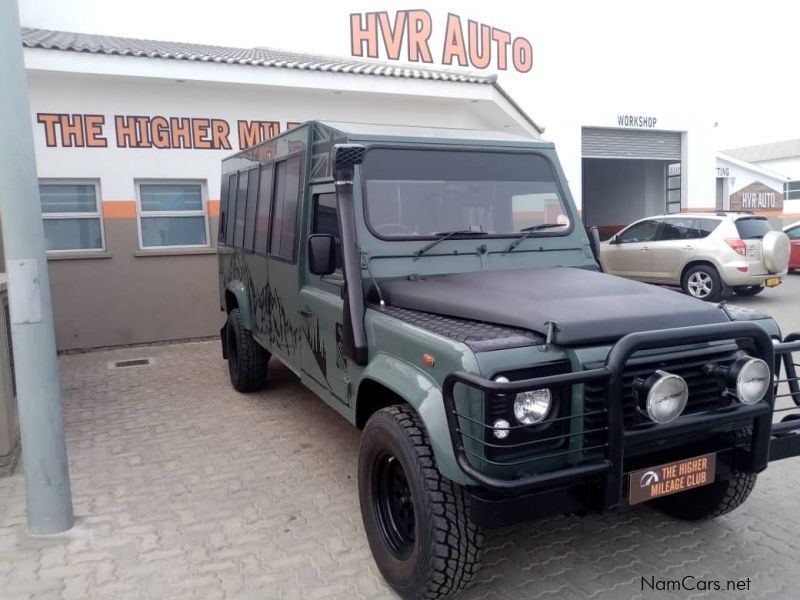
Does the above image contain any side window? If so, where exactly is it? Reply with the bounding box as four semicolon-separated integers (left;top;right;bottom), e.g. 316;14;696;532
786;226;800;240
696;218;721;238
233;170;249;248
311;192;342;273
254;164;273;254
269;155;302;260
658;218;696;241
225;173;238;245
617;220;660;243
219;175;229;244
244;167;259;251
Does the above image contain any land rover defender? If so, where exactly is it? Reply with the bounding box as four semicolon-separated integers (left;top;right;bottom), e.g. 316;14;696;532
217;121;800;599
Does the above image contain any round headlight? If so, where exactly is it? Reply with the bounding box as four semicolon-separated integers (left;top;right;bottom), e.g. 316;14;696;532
734;358;770;405
492;418;511;439
513;389;552;425
636;371;688;424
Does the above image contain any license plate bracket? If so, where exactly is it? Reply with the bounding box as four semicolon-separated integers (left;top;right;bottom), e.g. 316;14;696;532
628;452;716;505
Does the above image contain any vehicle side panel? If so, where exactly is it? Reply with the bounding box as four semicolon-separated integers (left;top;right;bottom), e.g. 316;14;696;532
360;309;482;484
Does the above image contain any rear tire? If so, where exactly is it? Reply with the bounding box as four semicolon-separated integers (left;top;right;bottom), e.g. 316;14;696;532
225;308;269;392
359;405;483;599
733;285;764;296
682;265;722;302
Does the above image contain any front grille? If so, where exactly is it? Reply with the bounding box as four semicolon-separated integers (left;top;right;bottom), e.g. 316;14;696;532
584;346;738;434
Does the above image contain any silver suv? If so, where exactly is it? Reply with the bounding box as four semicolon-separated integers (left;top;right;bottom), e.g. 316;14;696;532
600;212;790;301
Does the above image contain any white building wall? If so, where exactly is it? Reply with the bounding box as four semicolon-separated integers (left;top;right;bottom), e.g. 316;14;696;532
28;71;512;202
543;111;717;213
753;157;800;180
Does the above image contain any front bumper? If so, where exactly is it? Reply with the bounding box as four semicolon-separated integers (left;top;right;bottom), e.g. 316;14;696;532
443;322;800;511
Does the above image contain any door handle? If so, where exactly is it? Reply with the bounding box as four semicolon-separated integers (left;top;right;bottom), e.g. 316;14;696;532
683;245;694;250
641;246;650;251
298;308;313;317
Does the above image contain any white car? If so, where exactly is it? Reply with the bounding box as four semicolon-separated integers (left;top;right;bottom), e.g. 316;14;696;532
600;212;790;301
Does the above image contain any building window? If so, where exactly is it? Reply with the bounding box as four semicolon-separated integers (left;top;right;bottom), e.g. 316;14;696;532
665;163;681;214
137;181;209;248
39;181;104;252
785;181;800;200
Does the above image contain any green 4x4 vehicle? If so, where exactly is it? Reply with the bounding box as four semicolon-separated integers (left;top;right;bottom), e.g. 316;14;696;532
218;121;800;599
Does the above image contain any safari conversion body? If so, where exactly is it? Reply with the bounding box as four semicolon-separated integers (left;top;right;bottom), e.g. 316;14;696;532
217;121;800;599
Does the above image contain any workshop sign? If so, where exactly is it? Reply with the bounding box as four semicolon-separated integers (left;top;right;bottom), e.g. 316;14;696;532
729;181;784;212
35;113;299;150
349;11;533;73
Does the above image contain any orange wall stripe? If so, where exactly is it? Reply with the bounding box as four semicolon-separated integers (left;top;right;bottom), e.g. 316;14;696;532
102;200;137;219
101;200;221;218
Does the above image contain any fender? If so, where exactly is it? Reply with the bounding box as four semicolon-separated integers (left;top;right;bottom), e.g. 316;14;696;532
225;280;254;331
359;352;471;485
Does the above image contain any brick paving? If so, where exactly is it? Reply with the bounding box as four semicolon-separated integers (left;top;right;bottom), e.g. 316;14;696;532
0;277;799;599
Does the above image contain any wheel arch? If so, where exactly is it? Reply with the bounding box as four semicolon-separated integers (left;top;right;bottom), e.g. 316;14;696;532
224;280;253;330
356;353;468;485
680;259;720;284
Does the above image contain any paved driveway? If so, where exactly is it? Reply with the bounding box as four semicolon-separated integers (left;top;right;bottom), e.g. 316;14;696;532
0;274;799;599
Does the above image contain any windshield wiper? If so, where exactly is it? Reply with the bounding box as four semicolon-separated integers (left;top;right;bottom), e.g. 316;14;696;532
416;229;488;256
504;223;565;253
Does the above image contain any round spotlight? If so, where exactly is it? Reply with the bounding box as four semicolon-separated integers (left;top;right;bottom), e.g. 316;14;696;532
492;419;511;440
635;370;688;424
513;389;552;425
730;357;770;405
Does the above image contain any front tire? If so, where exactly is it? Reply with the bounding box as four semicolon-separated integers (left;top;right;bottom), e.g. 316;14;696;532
358;405;483;599
682;264;722;302
225;308;269;392
733;285;765;296
654;470;756;521
654;429;756;520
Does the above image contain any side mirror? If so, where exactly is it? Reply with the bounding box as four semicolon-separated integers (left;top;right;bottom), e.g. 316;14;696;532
588;226;602;267
308;234;337;276
609;235;619;245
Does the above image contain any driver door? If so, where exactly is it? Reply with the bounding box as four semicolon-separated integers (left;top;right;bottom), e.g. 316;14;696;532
299;186;350;405
602;219;661;280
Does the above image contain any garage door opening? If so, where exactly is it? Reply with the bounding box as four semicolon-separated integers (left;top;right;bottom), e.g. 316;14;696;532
582;128;683;240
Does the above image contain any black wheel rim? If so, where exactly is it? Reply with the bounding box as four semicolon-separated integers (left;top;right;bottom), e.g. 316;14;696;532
372;452;415;560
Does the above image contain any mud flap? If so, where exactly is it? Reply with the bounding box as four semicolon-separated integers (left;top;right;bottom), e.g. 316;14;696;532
220;323;228;359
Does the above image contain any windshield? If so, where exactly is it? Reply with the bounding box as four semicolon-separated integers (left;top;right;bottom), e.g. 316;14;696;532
735;217;772;240
363;148;571;238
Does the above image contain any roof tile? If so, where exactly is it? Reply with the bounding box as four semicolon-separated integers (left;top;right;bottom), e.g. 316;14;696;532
21;27;493;84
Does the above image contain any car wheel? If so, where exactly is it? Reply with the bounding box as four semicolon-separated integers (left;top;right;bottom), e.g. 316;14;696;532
654;429;756;520
225;308;269;392
733;285;765;296
359;405;483;599
682;265;722;302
